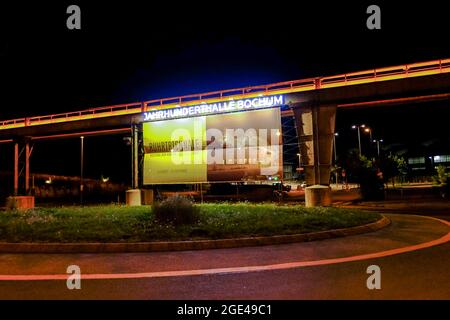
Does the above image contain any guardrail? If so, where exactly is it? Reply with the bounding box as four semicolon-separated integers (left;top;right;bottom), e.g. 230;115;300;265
1;58;449;130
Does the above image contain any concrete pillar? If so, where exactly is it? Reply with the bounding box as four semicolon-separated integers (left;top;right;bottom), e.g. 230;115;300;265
6;196;35;211
141;188;154;205
126;189;142;206
293;104;336;206
305;185;332;207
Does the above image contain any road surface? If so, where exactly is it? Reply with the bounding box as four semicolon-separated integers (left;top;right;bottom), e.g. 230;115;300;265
0;211;449;299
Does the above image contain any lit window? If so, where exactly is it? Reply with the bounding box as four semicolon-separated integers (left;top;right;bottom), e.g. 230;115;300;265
434;155;450;163
408;157;425;165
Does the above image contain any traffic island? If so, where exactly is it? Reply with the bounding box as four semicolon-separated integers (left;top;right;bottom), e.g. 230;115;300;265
0;204;387;253
0;215;390;253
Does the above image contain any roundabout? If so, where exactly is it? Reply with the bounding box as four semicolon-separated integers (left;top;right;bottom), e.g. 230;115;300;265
0;213;449;299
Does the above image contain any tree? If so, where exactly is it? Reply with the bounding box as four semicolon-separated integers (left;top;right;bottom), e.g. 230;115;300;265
433;165;449;186
343;149;384;200
380;154;407;188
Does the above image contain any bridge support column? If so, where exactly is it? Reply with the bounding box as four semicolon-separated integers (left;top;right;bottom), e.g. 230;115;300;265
293;104;336;207
8;138;35;210
25;142;31;194
13;142;19;196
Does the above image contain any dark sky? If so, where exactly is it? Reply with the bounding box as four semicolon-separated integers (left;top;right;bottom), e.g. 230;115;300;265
1;1;449;182
1;2;449;117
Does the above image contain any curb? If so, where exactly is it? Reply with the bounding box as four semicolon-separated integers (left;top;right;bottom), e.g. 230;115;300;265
0;216;390;254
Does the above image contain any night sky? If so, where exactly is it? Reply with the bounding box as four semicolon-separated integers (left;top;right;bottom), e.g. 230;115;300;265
1;2;449;183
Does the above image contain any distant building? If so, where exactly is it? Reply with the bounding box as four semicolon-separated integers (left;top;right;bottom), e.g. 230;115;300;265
283;163;295;180
407;154;450;178
386;138;450;180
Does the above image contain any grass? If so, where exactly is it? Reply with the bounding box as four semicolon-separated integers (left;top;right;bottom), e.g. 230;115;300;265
0;203;381;243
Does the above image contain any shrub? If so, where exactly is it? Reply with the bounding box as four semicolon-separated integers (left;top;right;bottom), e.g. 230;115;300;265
433;165;450;186
152;195;199;225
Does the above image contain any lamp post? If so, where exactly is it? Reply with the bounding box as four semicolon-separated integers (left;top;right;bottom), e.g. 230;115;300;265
296;153;302;168
363;127;374;157
351;124;365;156
296;153;303;182
364;127;373;142
80;136;84;206
373;139;383;157
333;132;338;185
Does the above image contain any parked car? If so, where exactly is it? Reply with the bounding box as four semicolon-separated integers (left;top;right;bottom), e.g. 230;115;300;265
272;182;291;192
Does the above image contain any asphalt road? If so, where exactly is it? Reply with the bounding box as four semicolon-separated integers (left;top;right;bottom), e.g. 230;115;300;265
0;211;449;300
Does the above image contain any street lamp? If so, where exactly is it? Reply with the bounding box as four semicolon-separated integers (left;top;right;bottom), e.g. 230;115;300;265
351;124;365;156
333;133;339;185
373;139;383;157
296;153;304;183
296;153;302;168
364;127;373;142
80;136;84;206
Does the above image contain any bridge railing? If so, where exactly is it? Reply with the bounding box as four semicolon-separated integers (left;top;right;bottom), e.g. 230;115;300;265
320;58;450;88
0;102;145;129
1;58;449;130
142;78;317;111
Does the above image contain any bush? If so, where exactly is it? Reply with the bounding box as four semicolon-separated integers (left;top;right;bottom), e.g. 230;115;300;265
152;195;199;225
433;165;450;186
359;167;385;200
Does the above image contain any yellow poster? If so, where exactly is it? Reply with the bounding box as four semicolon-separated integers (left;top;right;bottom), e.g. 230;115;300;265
143;117;207;184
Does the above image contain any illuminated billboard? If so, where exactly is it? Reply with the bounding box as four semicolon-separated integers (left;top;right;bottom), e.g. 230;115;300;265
143;108;283;184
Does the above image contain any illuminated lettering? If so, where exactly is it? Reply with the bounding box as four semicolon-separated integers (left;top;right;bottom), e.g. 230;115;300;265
143;95;284;122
